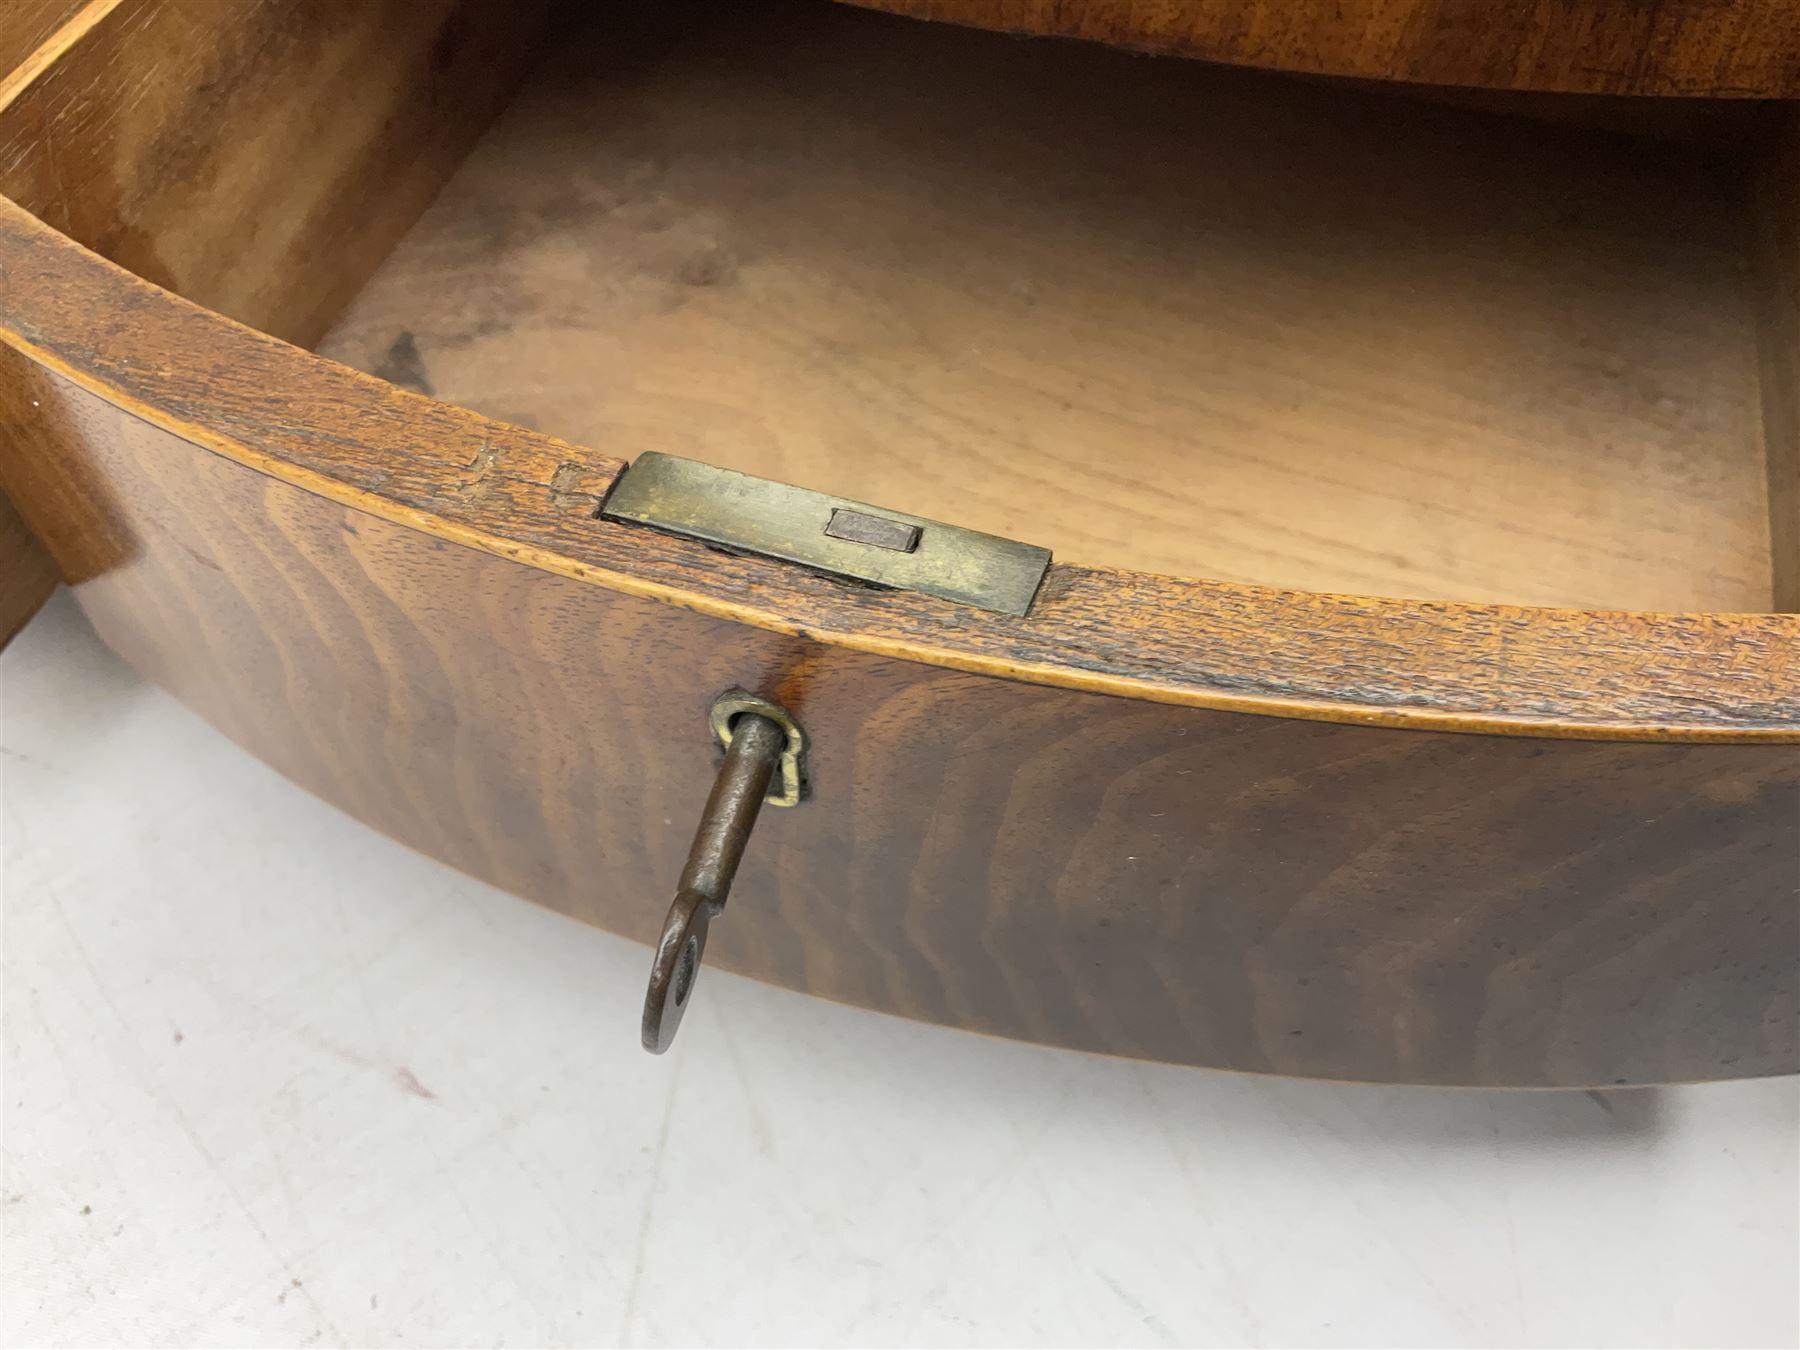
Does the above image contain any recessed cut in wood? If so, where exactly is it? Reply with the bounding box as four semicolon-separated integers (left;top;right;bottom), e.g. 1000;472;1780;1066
824;510;920;555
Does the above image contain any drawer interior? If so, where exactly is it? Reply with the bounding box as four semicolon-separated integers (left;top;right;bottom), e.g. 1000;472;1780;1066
5;0;1795;614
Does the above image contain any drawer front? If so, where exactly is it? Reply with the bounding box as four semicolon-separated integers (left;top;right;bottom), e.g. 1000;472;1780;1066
3;192;1795;1086
7;354;1795;1086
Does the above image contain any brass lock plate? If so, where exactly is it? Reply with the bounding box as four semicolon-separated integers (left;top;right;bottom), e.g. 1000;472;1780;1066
601;452;1052;616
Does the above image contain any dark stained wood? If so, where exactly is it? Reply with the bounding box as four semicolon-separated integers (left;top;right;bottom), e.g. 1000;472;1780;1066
3;328;1795;1087
0;490;57;647
1372;85;1769;153
0;0;101;644
318;4;1775;613
3;201;1794;743
0;0;552;346
839;0;1800;98
1756;109;1800;610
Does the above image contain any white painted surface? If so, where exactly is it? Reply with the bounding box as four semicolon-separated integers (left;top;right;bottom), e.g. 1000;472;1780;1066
3;590;1796;1349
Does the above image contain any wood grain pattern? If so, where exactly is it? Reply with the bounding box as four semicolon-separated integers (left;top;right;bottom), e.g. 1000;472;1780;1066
0;0;554;645
0;0;96;85
0;2;1792;1084
318;4;1775;612
0;0;108;644
0;0;550;346
3;336;1794;1086
0;489;56;647
4;198;1796;741
840;0;1800;97
1756;109;1800;610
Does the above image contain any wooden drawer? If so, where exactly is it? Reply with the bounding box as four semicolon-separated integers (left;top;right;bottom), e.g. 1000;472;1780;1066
1;0;1794;1085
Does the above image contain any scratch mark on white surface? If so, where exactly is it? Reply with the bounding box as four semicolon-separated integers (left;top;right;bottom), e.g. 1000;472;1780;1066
1098;1269;1178;1345
392;1067;437;1101
441;1163;543;1331
0;744;60;772
197;990;438;1108
618;1052;684;1345
1488;1097;1527;1337
713;1000;773;1158
1134;1070;1264;1340
34;873;349;1346
496;1131;589;1260
318;800;399;1060
1276;1096;1477;1338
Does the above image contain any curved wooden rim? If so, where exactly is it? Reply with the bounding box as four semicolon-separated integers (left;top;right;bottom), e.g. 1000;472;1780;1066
838;0;1800;99
3;198;1795;743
